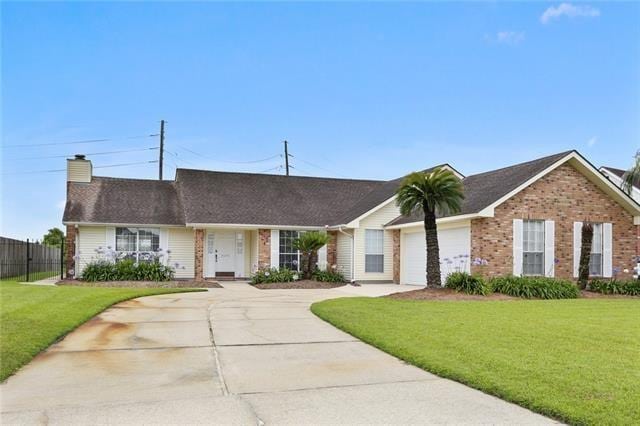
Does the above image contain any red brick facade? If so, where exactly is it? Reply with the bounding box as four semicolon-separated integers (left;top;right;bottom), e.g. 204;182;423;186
258;229;271;269
65;224;76;278
470;164;637;280
327;231;338;269
392;229;401;284
194;229;204;280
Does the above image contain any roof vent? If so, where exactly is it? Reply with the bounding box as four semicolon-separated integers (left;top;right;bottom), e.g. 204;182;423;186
74;154;86;160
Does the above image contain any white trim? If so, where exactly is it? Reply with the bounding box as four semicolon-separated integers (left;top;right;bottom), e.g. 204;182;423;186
64;221;184;228
513;219;523;276
603;223;613;278
346;196;398;228
270;229;279;268
187;223;325;231
573;222;582;278
544;220;555;278
600;167;640;203
384;213;491;230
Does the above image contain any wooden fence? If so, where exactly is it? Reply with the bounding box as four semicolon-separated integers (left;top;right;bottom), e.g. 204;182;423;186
0;237;63;281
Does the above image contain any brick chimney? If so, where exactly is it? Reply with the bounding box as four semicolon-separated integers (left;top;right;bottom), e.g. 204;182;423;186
66;154;92;183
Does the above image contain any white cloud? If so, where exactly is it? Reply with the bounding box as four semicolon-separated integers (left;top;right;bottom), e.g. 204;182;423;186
495;31;525;45
587;136;598;147
541;3;600;24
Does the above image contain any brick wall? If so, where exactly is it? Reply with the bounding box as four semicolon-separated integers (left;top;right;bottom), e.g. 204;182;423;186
258;229;271;269
392;229;400;284
194;229;204;280
327;231;337;269
65;224;76;279
470;163;636;280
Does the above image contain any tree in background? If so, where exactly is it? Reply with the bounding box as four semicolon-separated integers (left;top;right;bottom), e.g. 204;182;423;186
42;227;65;248
395;167;464;288
578;222;594;290
622;150;640;194
293;231;330;279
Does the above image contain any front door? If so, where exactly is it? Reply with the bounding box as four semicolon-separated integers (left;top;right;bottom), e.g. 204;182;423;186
213;231;236;276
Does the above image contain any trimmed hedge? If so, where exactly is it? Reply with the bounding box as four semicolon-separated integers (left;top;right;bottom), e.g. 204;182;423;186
250;267;298;284
490;276;579;299
81;259;174;282
589;279;640;296
445;272;490;295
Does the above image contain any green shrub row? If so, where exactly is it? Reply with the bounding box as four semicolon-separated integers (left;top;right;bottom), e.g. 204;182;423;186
489;275;579;299
250;267;298;284
589;279;640;296
444;273;580;299
81;260;174;282
311;269;346;283
445;272;490;295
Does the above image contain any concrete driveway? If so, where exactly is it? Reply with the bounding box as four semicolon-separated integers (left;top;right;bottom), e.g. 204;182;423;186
1;283;555;425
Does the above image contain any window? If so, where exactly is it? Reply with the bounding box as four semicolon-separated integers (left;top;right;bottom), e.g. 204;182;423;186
279;230;301;270
589;223;603;276
522;220;544;276
365;229;384;273
115;227;160;263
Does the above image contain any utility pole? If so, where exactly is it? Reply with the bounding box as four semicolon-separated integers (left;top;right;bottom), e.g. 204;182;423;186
159;120;165;180
284;140;290;176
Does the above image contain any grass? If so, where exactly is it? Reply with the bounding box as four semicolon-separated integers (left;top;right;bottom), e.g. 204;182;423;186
311;297;640;425
0;279;203;382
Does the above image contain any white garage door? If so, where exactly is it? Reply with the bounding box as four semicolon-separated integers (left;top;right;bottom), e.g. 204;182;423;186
402;226;471;286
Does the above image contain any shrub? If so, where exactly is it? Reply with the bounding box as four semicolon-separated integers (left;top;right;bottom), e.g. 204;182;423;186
445;272;490;295
81;260;174;282
312;268;346;283
589;279;640;296
251;267;298;284
490;275;579;299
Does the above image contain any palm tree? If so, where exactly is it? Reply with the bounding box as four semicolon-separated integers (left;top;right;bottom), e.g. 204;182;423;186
622;150;640;195
293;231;330;279
396;168;464;287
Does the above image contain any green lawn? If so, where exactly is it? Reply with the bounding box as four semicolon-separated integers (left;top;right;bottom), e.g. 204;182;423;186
311;298;640;425
0;280;203;382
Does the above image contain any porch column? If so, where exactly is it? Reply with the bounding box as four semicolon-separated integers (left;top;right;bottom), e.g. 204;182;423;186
326;231;338;269
65;224;76;279
258;229;271;269
392;229;401;284
194;229;204;281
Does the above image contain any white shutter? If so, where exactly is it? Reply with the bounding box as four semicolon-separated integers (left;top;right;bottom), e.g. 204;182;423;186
318;245;327;271
159;229;169;265
603;223;613;277
513;219;523;276
106;227;116;263
573;222;582;278
270;229;279;268
544;220;555;277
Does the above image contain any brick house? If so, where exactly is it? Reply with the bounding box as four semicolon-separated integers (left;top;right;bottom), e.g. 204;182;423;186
63;150;640;284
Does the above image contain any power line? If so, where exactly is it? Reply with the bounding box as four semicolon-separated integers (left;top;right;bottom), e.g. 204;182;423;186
178;146;281;164
289;154;344;177
2;134;158;148
258;165;283;173
7;147;158;161
2;160;159;175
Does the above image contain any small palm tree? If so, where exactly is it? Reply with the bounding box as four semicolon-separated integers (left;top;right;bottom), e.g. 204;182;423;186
622;150;640;194
293;231;330;279
396;168;464;287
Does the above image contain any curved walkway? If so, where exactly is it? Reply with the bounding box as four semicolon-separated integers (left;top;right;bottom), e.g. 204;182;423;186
1;283;555;425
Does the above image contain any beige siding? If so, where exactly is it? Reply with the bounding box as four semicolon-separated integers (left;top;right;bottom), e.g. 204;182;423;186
168;228;195;279
354;200;400;281
249;230;258;275
66;159;92;183
77;226;106;275
244;230;253;277
336;230;353;281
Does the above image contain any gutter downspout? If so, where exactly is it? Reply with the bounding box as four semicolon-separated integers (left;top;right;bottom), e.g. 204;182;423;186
337;226;355;283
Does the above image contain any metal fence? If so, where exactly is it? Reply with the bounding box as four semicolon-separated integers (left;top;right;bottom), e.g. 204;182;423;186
0;237;64;282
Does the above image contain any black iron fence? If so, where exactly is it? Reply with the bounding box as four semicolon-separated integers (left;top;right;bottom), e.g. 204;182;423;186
0;237;64;282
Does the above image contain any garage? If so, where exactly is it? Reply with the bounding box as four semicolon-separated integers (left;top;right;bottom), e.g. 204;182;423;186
401;225;471;286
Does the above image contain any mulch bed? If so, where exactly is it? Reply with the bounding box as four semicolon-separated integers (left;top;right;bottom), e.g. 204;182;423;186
386;287;516;301
56;280;223;289
252;280;346;290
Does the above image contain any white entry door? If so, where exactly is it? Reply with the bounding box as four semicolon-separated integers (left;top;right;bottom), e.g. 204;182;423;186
214;232;236;275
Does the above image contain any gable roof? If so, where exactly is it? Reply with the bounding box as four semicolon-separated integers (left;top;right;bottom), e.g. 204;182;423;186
175;169;384;227
63;177;184;225
387;150;640;227
601;166;639;189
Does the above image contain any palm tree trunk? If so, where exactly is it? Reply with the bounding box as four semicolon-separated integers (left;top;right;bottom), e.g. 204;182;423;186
423;207;441;288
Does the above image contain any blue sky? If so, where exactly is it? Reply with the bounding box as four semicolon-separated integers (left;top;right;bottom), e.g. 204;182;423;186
2;2;639;240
